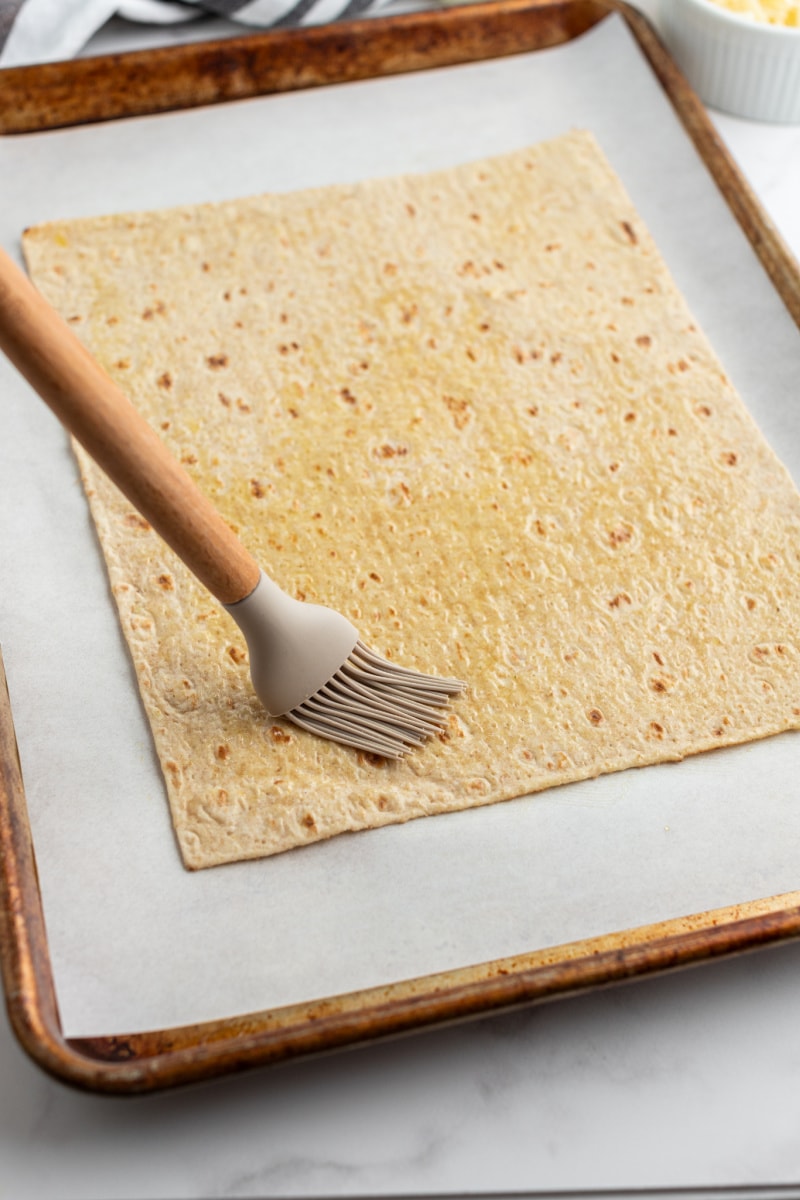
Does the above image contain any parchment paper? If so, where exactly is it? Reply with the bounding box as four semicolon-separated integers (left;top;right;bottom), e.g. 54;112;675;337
2;14;800;1038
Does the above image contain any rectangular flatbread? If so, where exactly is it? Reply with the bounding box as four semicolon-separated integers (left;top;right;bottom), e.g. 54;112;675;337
23;130;800;869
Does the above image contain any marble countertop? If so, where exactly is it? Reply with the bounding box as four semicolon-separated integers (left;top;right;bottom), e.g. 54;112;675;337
3;3;800;1197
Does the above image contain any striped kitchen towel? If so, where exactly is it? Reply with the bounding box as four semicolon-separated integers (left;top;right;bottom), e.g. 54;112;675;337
0;0;423;68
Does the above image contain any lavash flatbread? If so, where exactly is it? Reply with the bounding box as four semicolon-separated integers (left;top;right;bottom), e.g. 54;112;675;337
22;130;800;869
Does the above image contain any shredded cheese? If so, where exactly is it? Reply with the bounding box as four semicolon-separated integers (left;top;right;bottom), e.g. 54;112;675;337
706;0;800;26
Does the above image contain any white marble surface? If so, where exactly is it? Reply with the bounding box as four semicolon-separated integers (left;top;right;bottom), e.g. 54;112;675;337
3;2;800;1197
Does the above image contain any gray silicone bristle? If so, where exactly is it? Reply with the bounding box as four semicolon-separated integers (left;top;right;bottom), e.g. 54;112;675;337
286;641;466;759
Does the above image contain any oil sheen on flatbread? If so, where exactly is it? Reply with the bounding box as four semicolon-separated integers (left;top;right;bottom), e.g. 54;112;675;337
23;131;800;869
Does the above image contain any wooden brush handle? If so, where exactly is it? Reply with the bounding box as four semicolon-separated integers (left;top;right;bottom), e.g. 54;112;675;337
0;247;261;606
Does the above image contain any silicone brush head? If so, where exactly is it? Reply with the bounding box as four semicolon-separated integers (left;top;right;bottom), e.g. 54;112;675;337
289;641;466;758
226;573;465;759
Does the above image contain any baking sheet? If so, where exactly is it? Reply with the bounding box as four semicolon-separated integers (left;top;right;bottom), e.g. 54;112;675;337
2;13;800;1039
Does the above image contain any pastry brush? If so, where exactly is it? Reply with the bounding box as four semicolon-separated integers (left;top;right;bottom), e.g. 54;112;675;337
0;247;464;758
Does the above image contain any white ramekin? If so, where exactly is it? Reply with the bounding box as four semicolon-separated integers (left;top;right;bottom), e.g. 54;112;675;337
659;0;800;123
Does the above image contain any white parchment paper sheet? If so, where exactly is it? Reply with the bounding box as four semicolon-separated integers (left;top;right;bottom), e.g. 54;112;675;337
2;15;800;1038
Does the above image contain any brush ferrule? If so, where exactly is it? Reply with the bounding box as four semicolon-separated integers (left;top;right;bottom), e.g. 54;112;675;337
225;571;359;717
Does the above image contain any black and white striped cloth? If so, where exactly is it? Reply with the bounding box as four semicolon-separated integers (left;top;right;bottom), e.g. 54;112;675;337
0;0;424;68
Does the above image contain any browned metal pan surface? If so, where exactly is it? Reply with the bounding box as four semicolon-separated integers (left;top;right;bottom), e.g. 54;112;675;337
1;0;607;135
4;639;800;1095
1;1;800;1093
